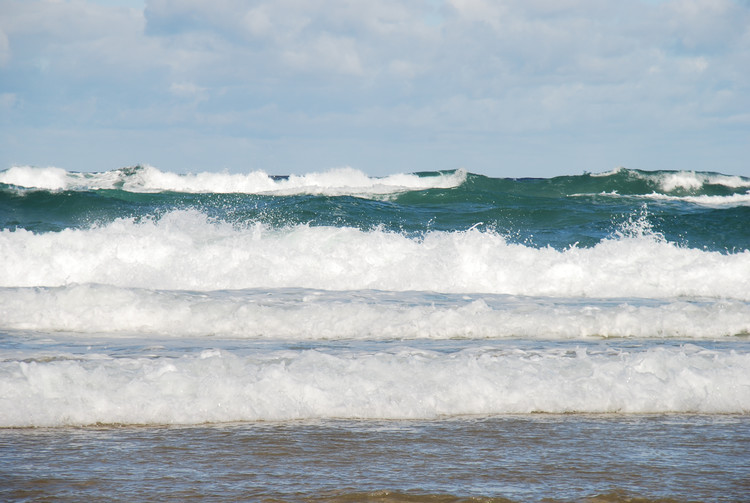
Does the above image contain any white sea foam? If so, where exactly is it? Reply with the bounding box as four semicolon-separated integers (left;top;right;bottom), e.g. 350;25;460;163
591;168;750;192
655;171;750;192
0;285;748;339
0;166;69;190
1;344;748;426
577;190;750;207
1;210;748;299
634;191;750;207
0;165;467;196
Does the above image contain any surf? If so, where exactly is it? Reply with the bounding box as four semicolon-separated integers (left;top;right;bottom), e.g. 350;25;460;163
3;342;749;427
1;285;748;339
1;209;748;299
0;165;468;196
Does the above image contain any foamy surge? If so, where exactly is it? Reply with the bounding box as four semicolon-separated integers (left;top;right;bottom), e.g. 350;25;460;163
1;285;748;339
0;165;467;195
2;344;748;426
1;210;748;299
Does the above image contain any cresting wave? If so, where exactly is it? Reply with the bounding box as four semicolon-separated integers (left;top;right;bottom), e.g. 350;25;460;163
2;165;750;199
2;344;748;427
1;210;748;299
0;165;750;207
593;166;750;192
0;165;468;196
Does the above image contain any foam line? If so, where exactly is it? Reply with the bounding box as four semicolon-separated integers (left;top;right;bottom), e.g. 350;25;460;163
0;165;467;196
1;285;748;339
2;344;748;426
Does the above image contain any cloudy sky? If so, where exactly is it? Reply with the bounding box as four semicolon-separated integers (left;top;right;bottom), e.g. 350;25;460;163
1;0;749;178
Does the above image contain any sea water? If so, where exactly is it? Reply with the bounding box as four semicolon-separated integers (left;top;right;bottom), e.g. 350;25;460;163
1;165;749;501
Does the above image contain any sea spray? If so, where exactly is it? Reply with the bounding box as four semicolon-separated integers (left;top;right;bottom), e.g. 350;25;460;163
2;209;748;298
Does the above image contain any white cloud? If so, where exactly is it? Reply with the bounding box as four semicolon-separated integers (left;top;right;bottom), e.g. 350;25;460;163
387;60;423;80
169;81;206;98
0;92;16;110
0;0;160;79
661;0;748;51
0;28;10;67
282;33;364;76
242;6;273;38
684;56;709;73
0;0;748;176
141;0;440;80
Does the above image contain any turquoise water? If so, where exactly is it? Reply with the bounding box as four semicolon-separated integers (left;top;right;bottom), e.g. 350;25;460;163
3;166;749;251
1;165;749;501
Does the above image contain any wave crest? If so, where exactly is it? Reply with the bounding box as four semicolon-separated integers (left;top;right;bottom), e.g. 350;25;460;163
0;165;468;196
3;344;748;426
1;209;748;299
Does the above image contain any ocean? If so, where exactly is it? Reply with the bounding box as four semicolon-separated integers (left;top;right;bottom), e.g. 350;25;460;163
1;165;749;502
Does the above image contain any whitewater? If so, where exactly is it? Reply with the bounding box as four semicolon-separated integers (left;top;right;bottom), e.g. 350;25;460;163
1;164;749;503
1;165;750;427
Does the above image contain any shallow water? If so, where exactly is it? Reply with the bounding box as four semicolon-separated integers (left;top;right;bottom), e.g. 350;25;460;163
2;415;748;502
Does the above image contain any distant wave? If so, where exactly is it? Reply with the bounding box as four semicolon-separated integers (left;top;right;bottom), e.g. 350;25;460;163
577;168;750;206
3;164;750;220
566;168;750;207
0;165;468;196
592;166;750;190
3;165;749;198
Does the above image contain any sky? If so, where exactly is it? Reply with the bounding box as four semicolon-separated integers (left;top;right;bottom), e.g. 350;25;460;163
0;0;749;178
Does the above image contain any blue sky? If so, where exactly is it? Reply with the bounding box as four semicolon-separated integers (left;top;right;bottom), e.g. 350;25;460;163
1;0;748;178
